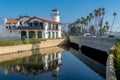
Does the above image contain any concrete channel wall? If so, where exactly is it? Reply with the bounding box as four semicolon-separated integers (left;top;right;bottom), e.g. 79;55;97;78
0;46;64;63
0;39;65;55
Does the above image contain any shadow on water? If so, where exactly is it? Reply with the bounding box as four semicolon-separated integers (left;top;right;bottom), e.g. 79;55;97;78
81;46;108;66
63;42;106;78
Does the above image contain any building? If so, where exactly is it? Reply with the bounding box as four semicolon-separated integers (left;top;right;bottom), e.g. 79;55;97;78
0;9;62;39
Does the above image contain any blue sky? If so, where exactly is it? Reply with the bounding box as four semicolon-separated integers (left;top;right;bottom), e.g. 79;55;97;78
0;0;120;31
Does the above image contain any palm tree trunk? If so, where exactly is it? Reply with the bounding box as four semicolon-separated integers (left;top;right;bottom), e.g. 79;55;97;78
109;16;116;35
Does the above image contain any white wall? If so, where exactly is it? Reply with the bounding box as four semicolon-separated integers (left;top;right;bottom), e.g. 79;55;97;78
19;17;31;22
52;16;60;22
0;24;21;39
19;17;31;26
58;24;62;38
51;11;60;22
42;31;48;39
29;18;43;23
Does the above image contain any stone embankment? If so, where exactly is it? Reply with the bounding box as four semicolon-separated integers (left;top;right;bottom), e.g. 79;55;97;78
106;47;117;80
0;39;66;55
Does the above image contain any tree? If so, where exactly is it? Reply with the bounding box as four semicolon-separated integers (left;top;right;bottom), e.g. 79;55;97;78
89;25;95;35
93;8;106;36
103;21;109;35
109;12;117;35
89;12;94;26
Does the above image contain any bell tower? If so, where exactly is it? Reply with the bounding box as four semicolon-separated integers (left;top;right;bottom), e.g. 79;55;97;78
51;8;60;22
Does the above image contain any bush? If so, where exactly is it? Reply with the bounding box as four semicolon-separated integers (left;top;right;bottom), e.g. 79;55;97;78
114;40;120;79
0;38;46;46
23;38;43;44
0;39;23;46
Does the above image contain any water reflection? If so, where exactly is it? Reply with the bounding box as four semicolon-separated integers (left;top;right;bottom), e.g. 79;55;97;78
0;47;63;77
0;46;104;80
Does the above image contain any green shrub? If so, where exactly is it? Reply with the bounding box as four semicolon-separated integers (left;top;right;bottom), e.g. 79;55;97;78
22;38;29;44
0;38;46;46
0;39;23;46
114;40;120;79
27;38;41;44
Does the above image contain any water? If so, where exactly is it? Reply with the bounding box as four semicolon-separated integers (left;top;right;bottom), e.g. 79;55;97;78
0;46;105;80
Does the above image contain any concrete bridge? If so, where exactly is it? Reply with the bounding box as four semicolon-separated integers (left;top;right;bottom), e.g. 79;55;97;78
69;36;115;54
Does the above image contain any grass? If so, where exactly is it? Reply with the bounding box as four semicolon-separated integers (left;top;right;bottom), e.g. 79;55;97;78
0;39;23;46
114;39;120;79
0;38;46;46
0;37;64;46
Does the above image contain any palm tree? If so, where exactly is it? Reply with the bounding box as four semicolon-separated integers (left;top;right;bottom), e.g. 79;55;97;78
94;9;100;36
109;12;117;35
74;18;81;35
99;27;105;36
86;16;90;27
105;21;109;30
81;17;85;34
98;8;102;17
84;18;88;32
104;21;109;35
102;8;105;18
89;25;95;35
89;12;94;27
75;18;81;27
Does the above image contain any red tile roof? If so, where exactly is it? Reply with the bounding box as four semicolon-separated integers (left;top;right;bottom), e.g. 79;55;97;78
6;18;19;24
25;16;61;24
6;16;61;24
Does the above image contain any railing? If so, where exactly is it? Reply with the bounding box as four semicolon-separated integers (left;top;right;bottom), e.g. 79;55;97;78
69;36;115;45
17;26;44;30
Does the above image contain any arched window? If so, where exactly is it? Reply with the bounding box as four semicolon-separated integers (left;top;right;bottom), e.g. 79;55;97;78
21;31;27;39
29;31;35;38
48;32;51;38
38;31;42;38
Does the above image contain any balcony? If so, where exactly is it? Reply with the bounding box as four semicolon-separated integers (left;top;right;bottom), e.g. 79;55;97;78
17;26;44;30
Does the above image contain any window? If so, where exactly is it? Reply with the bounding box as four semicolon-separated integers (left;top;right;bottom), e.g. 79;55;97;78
6;26;8;29
48;55;51;60
27;22;30;26
40;22;43;27
56;32;58;38
20;21;22;25
34;21;38;26
54;12;58;16
13;26;16;28
27;23;32;26
10;30;12;33
9;26;11;29
55;24;58;30
48;23;51;30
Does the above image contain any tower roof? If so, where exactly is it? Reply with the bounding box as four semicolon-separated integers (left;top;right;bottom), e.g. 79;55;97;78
52;8;58;12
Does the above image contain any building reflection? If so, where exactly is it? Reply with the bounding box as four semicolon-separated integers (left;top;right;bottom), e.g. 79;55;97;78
0;47;63;77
